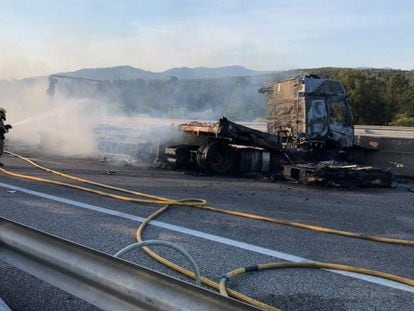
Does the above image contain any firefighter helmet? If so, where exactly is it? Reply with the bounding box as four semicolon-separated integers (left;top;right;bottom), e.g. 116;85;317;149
0;108;6;120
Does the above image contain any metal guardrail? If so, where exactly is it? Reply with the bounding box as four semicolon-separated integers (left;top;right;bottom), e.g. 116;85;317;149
354;125;414;132
0;217;257;311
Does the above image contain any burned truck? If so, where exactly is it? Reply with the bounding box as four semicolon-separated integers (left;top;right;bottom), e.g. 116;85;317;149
161;75;391;186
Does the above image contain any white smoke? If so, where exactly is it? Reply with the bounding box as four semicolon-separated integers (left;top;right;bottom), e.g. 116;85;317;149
1;79;100;157
0;78;187;163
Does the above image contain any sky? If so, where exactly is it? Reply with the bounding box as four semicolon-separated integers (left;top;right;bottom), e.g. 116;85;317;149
0;0;413;79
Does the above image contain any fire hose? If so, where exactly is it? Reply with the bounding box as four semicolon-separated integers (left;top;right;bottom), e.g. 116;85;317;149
3;151;414;247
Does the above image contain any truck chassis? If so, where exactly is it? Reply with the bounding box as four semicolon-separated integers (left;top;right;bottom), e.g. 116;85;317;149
160;117;392;187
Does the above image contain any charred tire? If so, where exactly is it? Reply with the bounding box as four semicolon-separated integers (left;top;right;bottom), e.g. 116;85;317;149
197;142;235;174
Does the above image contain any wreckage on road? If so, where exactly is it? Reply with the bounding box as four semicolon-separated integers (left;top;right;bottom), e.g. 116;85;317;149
159;75;392;187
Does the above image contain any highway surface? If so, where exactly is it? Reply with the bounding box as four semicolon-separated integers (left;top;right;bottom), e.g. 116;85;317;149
0;150;413;311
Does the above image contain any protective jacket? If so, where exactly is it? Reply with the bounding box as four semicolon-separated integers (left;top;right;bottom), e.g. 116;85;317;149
0;119;11;140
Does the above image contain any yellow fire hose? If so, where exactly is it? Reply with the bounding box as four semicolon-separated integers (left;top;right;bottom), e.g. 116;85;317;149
134;203;280;310
4;151;414;247
1;150;414;310
219;262;414;297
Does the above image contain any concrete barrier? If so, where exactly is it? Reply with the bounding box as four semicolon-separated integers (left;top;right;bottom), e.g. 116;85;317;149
354;135;414;176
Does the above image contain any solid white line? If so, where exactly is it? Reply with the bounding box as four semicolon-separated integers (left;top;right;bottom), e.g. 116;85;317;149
0;181;413;293
26;158;64;165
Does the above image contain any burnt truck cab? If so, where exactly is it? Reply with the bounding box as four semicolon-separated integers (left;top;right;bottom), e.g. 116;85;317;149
260;75;354;149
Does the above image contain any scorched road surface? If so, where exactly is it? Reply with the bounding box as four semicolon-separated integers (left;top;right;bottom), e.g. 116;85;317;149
0;151;413;311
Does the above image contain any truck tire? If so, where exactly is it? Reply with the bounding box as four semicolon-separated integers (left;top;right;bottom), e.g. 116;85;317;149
197;142;235;174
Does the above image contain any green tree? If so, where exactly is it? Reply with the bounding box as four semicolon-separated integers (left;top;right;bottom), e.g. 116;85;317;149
400;88;414;117
337;70;388;124
385;72;409;121
392;113;414;126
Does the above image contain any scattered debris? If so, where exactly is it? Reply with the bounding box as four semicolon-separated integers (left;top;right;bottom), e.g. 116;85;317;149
283;162;392;188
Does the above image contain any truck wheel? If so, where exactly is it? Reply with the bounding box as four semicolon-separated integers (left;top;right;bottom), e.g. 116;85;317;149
197;142;235;174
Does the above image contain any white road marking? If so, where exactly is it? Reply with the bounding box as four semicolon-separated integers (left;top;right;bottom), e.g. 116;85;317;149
26;158;64;165
4;152;64;166
0;297;11;311
0;181;413;293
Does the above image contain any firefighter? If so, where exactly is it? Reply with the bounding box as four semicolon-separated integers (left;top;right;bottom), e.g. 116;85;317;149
0;108;12;166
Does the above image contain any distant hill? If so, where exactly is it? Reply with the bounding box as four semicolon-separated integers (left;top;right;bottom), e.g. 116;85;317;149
161;65;273;79
56;65;276;81
56;66;160;81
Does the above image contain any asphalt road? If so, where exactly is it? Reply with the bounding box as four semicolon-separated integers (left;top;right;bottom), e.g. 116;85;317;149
0;150;413;311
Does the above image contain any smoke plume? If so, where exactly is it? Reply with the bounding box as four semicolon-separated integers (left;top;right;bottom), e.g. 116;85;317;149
1;79;99;157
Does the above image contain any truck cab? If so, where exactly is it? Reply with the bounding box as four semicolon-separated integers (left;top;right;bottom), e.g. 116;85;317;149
261;75;354;149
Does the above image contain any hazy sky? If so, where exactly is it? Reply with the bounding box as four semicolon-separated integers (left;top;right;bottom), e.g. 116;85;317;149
0;0;413;79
